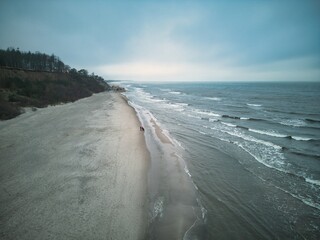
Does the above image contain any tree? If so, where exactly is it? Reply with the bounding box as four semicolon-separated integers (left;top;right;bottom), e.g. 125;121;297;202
78;69;88;76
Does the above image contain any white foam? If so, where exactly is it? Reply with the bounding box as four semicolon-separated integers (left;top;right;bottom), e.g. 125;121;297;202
291;136;312;141
186;114;202;120
247;103;262;107
280;119;306;127
222;129;283;150
192;109;221;117
206;97;221;101
249;128;288;138
184;166;192;177
306;178;320;186
152;196;165;220
149;98;166;103
169;91;182;95
164;102;185;112
272;185;320;211
176;102;189;106
209;118;218;122
240;117;250;120
196;198;208;220
236;142;286;171
221;122;237;127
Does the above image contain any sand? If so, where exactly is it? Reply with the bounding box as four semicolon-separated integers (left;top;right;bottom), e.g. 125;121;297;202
0;92;149;240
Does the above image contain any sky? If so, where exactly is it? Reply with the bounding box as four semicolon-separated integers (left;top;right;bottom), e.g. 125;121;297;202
0;0;319;82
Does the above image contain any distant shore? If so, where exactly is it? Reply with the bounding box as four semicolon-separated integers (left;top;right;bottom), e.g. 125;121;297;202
0;92;149;239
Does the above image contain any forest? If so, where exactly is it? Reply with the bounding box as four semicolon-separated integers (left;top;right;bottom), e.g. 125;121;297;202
0;47;69;72
0;48;113;120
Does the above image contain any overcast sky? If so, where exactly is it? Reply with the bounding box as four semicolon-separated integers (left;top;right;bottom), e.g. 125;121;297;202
1;0;319;82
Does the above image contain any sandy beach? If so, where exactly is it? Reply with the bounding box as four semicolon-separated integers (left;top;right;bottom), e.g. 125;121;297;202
0;92;149;240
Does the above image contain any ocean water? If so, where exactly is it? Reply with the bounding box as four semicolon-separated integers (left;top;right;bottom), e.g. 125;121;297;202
122;82;320;239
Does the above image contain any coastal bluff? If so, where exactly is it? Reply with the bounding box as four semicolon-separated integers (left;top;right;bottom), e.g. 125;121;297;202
0;66;111;120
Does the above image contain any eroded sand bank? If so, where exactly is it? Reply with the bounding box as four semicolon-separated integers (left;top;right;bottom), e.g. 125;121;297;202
0;92;149;240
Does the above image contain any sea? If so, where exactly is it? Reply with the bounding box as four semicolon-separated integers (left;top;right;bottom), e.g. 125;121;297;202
121;81;320;239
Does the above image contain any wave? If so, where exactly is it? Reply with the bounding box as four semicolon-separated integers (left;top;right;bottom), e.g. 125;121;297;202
221;122;237;127
149;97;166;103
272;184;320;211
205;97;221;101
280;119;306;127
134;87;164;103
265;108;320;117
305;118;320;124
221;129;283;151
291;136;313;141
249;129;288;138
236;125;249;130
186;114;202;120
192;109;221;117
184;166;192;177
248;128;316;141
286;149;320;160
175;102;189;106
222;114;241;120
160;88;171;92
241;117;267;122
169;91;182;95
305;178;320;186
163;102;186;112
247;103;262;107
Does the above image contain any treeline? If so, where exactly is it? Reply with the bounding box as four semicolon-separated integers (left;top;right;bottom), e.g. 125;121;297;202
0;47;69;72
0;48;114;120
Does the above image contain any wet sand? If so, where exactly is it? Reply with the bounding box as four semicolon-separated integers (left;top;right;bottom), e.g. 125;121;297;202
0;92;149;240
132;109;201;239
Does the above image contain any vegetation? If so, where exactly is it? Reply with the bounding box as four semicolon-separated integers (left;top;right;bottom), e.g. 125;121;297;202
0;48;112;120
0;47;69;72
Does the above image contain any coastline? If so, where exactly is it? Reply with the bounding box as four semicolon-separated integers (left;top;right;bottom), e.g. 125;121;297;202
128;102;203;239
123;82;320;239
0;92;149;239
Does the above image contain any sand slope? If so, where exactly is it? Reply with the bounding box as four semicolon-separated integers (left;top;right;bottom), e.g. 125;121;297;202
0;92;149;240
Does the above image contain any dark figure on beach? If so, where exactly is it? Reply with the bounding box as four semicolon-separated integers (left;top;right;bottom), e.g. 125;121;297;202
140;126;145;131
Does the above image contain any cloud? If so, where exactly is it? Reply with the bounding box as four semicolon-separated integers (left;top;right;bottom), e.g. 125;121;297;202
96;55;320;82
1;0;319;82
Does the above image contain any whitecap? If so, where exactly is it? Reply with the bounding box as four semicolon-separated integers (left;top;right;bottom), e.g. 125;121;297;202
305;178;320;186
249;128;288;138
222;129;283;150
169;91;182;95
205;97;221;101
280;119;306;127
163;102;185;112
209;118;218;122
192;109;221;117
247;103;262;107
221;122;237;127
291;136;312;141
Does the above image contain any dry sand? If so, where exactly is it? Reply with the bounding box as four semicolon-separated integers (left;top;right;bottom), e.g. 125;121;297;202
0;92;149;240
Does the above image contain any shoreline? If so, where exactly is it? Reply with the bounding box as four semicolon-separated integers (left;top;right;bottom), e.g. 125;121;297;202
128;101;203;239
0;92;150;239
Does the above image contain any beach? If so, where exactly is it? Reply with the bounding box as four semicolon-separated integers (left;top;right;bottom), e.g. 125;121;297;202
0;92;149;239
